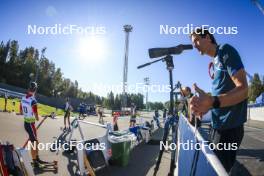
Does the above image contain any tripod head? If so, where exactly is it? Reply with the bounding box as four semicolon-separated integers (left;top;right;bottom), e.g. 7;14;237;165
162;55;174;71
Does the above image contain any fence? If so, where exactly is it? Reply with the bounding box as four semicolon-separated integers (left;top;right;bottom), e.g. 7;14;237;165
0;83;94;110
176;114;228;176
248;106;264;121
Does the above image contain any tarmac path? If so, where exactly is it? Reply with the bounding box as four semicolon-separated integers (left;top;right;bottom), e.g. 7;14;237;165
0;112;263;176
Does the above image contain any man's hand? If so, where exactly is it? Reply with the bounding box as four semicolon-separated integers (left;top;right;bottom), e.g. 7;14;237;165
190;83;213;116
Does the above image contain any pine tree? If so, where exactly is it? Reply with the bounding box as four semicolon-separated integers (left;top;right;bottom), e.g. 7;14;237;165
249;73;263;101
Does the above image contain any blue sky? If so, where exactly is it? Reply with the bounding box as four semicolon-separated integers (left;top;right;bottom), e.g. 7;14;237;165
0;0;263;102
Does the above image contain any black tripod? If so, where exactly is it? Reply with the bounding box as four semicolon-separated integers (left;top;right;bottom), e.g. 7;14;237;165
138;55;179;176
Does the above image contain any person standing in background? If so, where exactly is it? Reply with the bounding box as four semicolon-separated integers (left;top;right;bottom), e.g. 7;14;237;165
4;92;8;112
64;98;72;131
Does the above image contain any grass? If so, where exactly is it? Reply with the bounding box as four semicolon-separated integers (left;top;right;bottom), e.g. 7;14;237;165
0;97;65;116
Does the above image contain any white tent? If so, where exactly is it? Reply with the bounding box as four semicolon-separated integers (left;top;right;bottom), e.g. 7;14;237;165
256;92;264;104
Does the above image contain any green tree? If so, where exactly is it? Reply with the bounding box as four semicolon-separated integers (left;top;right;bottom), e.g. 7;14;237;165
164;101;170;110
0;40;107;106
114;94;121;110
103;91;114;109
0;41;10;82
249;73;263;101
148;102;164;110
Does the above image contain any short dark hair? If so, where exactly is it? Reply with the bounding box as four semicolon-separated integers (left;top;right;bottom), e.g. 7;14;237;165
29;82;38;92
190;28;217;45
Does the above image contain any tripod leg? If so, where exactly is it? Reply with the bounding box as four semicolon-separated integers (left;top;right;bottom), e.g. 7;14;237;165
153;118;171;176
168;120;178;176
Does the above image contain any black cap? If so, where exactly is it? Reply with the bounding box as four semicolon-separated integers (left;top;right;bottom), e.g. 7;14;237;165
29;82;38;92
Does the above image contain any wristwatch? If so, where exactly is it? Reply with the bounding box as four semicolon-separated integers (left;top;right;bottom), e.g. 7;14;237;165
212;96;220;108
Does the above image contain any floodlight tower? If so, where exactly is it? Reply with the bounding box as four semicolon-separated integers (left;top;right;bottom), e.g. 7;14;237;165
122;25;133;109
252;0;264;15
144;77;150;111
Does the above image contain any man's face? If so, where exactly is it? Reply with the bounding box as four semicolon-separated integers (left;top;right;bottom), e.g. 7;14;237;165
191;34;210;55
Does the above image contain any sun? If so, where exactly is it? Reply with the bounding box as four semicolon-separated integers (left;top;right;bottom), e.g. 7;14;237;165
77;36;106;63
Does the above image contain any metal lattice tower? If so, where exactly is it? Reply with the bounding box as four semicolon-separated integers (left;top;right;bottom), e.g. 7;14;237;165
144;77;150;111
122;25;133;109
